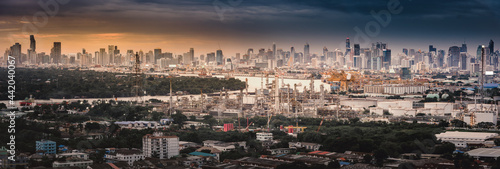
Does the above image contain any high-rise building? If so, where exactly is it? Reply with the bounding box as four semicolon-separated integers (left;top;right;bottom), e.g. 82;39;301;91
99;48;106;65
304;43;309;63
189;48;194;64
216;49;223;65
207;52;215;63
51;42;61;64
272;43;276;59
429;45;436;53
10;43;22;65
143;133;179;159
108;45;115;65
461;43;467;53
354;44;360;56
383;49;391;69
154;48;162;64
323;46;328;58
448;46;460;67
402;48;408;56
489;39;494;55
460;52;468;70
437;50;445;67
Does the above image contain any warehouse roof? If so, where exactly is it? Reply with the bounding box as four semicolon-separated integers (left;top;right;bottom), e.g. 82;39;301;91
467;148;500;158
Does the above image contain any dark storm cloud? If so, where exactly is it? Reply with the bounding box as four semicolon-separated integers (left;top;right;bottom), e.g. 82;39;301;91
1;0;500;54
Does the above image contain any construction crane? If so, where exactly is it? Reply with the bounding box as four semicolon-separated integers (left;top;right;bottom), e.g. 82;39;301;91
326;70;357;91
245;122;254;131
316;117;325;132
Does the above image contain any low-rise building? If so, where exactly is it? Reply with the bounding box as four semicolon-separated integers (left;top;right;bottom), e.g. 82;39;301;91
52;152;93;168
36;139;57;154
104;148;144;166
435;131;498;148
256;132;273;141
289;142;322;151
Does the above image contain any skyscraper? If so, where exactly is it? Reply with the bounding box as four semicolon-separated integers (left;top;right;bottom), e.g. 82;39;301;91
429;45;436;53
489;39;494;55
354;44;360;56
448;46;460;67
461;43;467;53
28;35;36;64
402;48;408;56
51;42;61;64
10;43;21;65
216;49;223;65
108;45;115;65
189;48;194;64
154;48;162;64
304;43;309;63
99;48;106;65
383;49;391;69
272;43;276;59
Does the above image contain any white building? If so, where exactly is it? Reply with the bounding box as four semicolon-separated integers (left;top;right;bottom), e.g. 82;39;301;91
52;152;93;168
256;132;273;141
104;149;144;166
435;131;498;148
143;132;179;159
463;104;499;125
289;142;322;151
114;121;160;129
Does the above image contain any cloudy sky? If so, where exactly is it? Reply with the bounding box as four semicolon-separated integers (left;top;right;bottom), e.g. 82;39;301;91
1;0;500;57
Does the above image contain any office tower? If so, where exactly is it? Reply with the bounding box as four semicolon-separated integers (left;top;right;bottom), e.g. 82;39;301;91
154;48;162;64
460;52;467;70
247;48;253;56
99;48;106;65
236;53;240;61
402;48;408;56
476;45;482;62
345;38;351;62
189;48;194;64
216;49;223;65
272;43;276;58
207;52;215;63
383;49;391;69
323;46;328;58
143;133;179;159
461;43;467;53
10;43;21;65
304;43;309;63
107;45;114;65
409;49;415;57
437;50;445;67
51;42;61;64
183;52;190;65
354;44;360;56
448;46;460;67
429;45;436;53
489;39;494;55
200;55;205;63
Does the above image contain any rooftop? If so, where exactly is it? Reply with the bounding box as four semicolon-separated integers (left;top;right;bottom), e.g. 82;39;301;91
435;131;498;139
467;148;500;158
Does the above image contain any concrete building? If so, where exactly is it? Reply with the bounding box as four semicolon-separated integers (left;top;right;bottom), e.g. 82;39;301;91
256;132;273;141
143;132;179;159
104;148;144;166
364;85;427;95
36;139;56;154
114;121;160;129
52;152;93;168
435;131;498;148
289;142;322;151
467;148;500;159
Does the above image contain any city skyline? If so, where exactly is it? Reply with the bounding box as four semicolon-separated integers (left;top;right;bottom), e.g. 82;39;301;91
1;0;500;55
